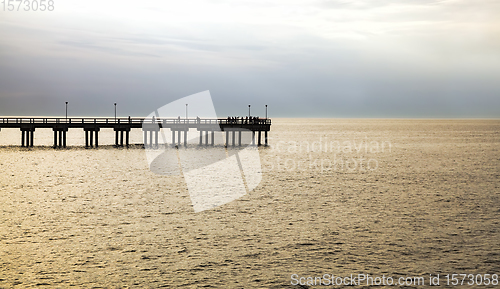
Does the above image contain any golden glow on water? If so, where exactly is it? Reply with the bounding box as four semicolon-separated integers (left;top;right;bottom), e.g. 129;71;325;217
0;119;499;287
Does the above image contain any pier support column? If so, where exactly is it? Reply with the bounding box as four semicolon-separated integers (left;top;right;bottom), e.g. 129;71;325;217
114;127;131;148
265;131;268;146
21;129;34;147
172;130;175;146
238;131;242;146
232;130;235;147
184;130;187;147
84;128;100;148
125;130;129;147
199;131;203;145
225;131;229;147
177;131;181;146
258;131;261;146
53;128;68;148
211;131;214;146
205;131;208;145
142;125;158;149
252;131;255;146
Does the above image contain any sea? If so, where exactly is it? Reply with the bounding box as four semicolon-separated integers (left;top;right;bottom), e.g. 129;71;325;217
0;118;499;288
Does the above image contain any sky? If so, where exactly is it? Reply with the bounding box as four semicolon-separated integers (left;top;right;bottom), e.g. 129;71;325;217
0;0;499;118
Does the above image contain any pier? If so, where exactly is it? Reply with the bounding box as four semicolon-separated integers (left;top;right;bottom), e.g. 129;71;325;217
0;117;271;148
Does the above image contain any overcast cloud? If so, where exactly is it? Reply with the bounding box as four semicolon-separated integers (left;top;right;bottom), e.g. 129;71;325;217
0;0;499;117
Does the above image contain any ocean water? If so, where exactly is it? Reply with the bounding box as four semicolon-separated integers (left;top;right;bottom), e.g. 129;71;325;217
0;119;499;288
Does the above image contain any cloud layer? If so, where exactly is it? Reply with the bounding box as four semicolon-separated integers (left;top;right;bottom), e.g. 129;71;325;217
1;0;499;117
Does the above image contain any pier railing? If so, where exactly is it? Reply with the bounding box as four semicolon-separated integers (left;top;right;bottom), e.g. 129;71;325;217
0;117;271;125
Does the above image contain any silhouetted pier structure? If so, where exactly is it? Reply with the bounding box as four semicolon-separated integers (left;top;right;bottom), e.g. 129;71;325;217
0;117;271;148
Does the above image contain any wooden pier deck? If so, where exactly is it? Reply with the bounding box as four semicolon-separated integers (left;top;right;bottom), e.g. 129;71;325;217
0;117;271;148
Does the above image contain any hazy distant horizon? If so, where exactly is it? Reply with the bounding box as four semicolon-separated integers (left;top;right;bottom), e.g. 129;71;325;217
1;115;500;120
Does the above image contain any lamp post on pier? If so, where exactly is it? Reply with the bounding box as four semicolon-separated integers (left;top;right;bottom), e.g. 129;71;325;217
248;104;251;118
265;104;267;119
186;104;188;120
65;102;68;121
114;103;117;122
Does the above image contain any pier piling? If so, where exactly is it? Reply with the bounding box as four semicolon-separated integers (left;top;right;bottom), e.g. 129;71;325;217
84;128;100;148
52;128;68;148
20;128;34;147
114;128;130;147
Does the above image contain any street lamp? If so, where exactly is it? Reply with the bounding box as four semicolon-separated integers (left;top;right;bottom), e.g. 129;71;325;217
65;102;68;121
265;104;268;119
114;103;117;122
186;104;188;120
248;104;251;118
